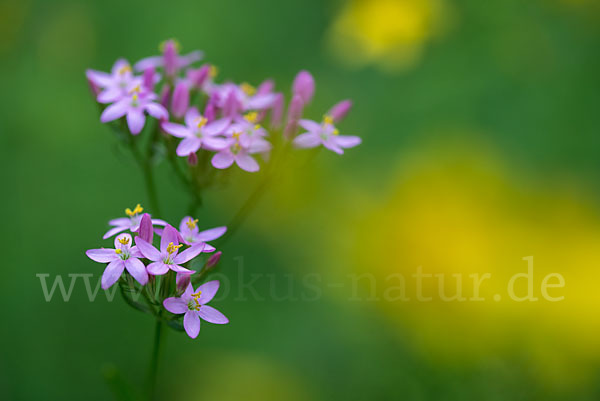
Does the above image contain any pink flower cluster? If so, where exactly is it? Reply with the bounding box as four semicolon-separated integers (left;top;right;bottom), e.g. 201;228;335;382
86;204;227;338
86;40;361;173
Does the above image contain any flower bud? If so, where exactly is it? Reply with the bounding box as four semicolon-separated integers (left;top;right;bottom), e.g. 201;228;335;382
283;94;304;138
292;70;315;104
188;152;198;166
142;67;156;91
136;213;153;243
223;90;240;118
257;79;275;95
270;93;284;129
160;85;171;108
188;64;210;89
176;273;191;294
328;99;352;122
163;39;178;77
206;251;222;270
171;82;190;119
204;102;216;123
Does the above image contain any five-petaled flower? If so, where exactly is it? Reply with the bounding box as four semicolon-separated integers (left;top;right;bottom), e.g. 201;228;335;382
134;39;203;77
211;119;272;172
135;225;204;275
86;59;142;104
103;204;167;239
163;281;229;338
100;86;169;134
86;233;148;289
162;107;230;156
178;216;226;247
293;115;361;154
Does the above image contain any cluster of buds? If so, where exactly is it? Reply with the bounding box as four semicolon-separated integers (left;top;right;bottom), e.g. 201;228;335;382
86;204;226;338
86;39;361;173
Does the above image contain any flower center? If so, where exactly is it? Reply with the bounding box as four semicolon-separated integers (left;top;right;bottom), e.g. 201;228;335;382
323;115;334;125
125;203;144;217
189;291;202;310
166;242;182;254
186;218;198;230
118;65;131;75
240;83;256;96
244;111;258;123
115;248;130;260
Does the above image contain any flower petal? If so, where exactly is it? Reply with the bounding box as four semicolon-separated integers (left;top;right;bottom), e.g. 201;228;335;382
293;132;320;148
163;297;188;314
195;280;220;304
127;109;146;135
197;226;227;242
145;103;168;120
183;311;200;338
86;248;117;263
203;118;230;136
211;151;234;169
176;137;202;156
102;260;125;290
235;153;259;172
147;261;169;275
160;225;179;253
174;243;205;264
335;135;361;148
103;225;127;239
135;237;161;261
169;264;195;274
125;258;148;286
198;305;229;324
100;100;128;123
162;122;190;138
298;119;321;132
134;56;163;72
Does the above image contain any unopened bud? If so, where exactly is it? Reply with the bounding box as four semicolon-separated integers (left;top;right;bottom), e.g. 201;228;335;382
206;251;222;270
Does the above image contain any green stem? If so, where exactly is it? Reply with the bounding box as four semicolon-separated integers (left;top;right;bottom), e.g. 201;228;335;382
147;319;164;401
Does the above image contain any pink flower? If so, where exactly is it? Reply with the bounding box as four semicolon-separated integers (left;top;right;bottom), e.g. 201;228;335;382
86;233;148;289
134;40;203;77
212;82;277;118
211;121;272;172
86;59;142;104
135;225;204;276
100;86;168;134
163;281;229;338
162;107;230;156
293;116;361;154
178;216;226;248
103;205;167;239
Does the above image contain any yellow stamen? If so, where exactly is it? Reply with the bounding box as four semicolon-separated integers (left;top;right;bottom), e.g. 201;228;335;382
323;115;334;125
118;237;130;245
125;204;144;217
186;218;198;230
115;249;122;255
132;93;139;102
118;65;131;75
254;124;261;131
196;117;208;129
240;82;256;96
232;131;242;140
333;129;340;136
129;84;141;94
159;39;180;53
210;65;218;78
244;112;258;123
166;242;183;254
191;291;202;299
